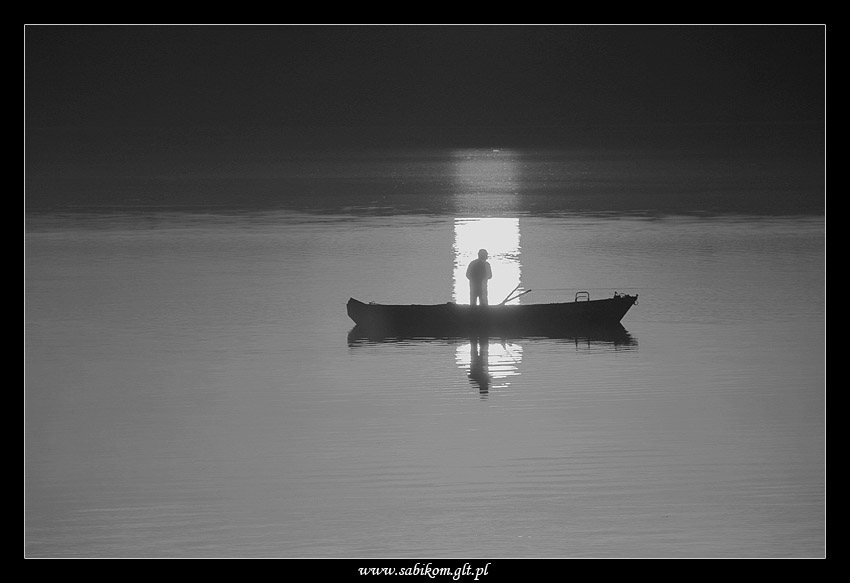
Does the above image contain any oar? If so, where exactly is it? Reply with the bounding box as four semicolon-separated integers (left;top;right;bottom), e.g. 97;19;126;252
499;284;521;305
501;289;532;304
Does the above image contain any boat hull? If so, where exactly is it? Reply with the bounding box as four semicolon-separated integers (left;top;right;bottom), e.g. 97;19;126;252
346;293;638;338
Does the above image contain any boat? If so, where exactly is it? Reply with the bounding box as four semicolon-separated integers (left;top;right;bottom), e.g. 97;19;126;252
346;291;638;338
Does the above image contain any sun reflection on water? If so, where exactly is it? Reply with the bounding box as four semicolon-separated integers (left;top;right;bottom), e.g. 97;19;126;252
449;149;527;393
451;148;521;215
453;217;523;305
452;217;525;392
450;149;525;306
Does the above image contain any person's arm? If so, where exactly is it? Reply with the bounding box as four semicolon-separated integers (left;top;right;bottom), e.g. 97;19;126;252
486;263;492;280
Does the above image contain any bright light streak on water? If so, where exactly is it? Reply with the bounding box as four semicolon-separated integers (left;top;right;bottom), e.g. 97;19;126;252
451;149;521;197
453;217;522;305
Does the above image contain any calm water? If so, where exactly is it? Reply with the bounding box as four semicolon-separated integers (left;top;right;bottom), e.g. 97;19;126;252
25;146;825;557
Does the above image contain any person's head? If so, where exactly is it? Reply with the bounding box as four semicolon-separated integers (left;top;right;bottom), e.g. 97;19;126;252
478;249;488;260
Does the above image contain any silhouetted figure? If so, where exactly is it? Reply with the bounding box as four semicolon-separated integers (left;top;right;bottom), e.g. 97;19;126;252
468;336;490;395
466;249;492;306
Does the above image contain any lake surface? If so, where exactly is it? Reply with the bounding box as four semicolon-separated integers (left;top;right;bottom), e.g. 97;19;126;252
25;145;825;557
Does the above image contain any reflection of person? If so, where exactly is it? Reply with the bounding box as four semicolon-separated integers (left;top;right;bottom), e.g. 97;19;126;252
466;249;492;306
469;337;490;395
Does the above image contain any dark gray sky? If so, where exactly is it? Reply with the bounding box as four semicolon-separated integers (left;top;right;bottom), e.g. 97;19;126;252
26;25;824;137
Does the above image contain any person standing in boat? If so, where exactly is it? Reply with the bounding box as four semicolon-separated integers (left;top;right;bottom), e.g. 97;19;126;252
466;248;493;306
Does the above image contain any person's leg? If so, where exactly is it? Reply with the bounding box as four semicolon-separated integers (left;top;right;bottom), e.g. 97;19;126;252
471;284;483;306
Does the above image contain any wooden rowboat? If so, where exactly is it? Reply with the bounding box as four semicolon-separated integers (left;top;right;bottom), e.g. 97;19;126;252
346;292;638;337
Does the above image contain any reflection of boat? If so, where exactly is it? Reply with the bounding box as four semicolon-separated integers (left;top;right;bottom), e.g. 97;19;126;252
347;323;635;346
347;323;636;347
346;292;638;338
